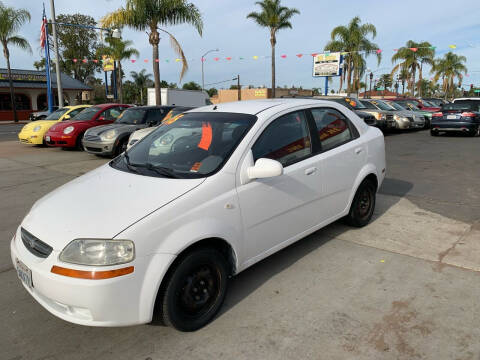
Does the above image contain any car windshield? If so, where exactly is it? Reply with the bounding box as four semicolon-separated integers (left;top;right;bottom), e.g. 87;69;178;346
71;106;100;120
359;101;377;109
328;98;367;110
370;100;394;111
115;109;147;124
421;100;436;107
111;112;256;178
384;101;405;111
45;108;70;120
395;101;420;110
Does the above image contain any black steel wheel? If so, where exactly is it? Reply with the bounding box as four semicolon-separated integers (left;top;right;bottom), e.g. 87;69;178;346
156;248;228;332
430;130;439;136
114;138;128;157
345;179;376;227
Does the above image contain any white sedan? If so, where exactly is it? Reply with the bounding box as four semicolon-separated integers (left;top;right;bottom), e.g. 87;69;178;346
11;99;385;331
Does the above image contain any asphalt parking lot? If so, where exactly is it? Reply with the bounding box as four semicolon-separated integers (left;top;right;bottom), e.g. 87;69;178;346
1;130;479;360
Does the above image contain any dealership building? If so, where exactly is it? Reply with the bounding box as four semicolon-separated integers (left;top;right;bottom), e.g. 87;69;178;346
0;68;92;121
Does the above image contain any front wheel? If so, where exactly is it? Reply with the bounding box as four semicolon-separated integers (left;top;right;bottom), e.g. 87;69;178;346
345;179;376;227
114;138;128;157
155;248;229;332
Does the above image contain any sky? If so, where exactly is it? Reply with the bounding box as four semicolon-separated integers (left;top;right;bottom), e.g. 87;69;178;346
2;0;480;91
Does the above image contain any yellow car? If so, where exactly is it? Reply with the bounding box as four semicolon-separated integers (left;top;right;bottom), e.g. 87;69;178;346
18;105;91;145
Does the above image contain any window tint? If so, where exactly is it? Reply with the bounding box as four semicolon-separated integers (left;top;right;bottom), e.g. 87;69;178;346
252;111;312;167
310;108;353;151
145;110;164;124
67;107;85;118
360;101;377;109
101;107;123;121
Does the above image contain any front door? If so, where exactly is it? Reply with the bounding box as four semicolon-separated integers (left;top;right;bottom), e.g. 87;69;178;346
236;110;326;263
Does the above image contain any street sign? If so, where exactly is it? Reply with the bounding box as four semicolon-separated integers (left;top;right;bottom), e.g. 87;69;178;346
474;89;480;93
106;94;114;99
313;52;343;77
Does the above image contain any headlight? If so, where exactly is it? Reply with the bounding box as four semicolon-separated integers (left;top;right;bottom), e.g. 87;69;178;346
63;126;74;134
101;129;117;140
33;126;41;132
59;239;135;266
159;134;174;145
374;112;385;120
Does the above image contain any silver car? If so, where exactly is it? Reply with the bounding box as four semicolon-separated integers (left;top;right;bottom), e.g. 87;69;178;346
358;99;397;130
382;100;426;130
83;106;173;157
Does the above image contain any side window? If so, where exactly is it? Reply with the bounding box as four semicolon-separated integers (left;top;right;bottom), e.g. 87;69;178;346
109;107;123;120
252;111;312;167
67;108;84;118
145;110;162;124
310;108;353;151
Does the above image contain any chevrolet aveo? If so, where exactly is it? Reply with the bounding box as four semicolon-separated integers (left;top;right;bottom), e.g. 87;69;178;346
11;99;385;331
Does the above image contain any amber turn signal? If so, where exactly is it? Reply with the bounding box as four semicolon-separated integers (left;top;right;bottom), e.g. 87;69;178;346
51;265;134;280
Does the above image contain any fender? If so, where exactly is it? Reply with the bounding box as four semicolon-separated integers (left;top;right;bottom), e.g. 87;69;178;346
344;163;380;215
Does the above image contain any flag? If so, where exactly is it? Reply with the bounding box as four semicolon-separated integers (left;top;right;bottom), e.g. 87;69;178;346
40;17;47;48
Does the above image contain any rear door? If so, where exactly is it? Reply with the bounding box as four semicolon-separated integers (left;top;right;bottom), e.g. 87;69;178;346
307;107;366;219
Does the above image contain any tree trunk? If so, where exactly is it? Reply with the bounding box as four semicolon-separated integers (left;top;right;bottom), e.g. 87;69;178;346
402;80;405;96
418;62;423;98
118;61;123;104
270;30;276;98
3;44;18;122
149;27;161;105
339;71;343;93
140;88;143;105
411;66;417;97
346;56;353;95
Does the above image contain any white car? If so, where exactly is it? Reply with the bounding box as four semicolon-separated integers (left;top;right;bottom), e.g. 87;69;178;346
11;99;385;331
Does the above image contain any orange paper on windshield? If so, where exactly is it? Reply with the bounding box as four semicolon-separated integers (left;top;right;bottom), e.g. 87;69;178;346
198;122;213;150
163;113;184;125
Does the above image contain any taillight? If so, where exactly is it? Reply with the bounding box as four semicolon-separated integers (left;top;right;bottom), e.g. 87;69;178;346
432;112;443;117
461;112;476;117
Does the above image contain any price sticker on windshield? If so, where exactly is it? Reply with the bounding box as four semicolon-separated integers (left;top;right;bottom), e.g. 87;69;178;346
163;113;184;125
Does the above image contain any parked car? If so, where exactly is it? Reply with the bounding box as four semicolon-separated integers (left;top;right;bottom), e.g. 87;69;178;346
83;106;174;157
376;99;426;129
18;105;91;145
11;99;385;331
358;99;403;130
431;102;480;136
127;106;195;150
389;98;440;112
45;104;131;150
390;99;432;128
314;96;386;129
452;97;480;110
423;98;449;107
29;106;59;121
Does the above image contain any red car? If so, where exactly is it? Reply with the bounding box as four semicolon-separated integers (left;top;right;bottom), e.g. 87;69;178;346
45;104;131;149
388;98;441;112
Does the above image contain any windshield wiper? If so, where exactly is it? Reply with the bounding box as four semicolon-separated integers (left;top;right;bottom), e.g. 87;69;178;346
123;150;140;174
131;162;180;178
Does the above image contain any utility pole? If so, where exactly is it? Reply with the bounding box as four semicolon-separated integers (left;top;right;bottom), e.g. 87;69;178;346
237;75;241;101
49;0;64;107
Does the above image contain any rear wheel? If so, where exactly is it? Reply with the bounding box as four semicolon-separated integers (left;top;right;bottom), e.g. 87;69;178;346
430;130;439;136
345;179;376;227
155;248;229;332
75;133;85;150
114;138;128;157
469;126;480;137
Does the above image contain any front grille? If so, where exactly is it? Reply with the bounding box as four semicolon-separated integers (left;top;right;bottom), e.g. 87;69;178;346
386;114;394;121
84;134;101;141
85;146;102;153
363;116;376;125
21;228;53;258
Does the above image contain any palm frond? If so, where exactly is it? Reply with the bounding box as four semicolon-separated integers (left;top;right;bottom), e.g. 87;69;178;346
159;28;188;81
7;35;31;53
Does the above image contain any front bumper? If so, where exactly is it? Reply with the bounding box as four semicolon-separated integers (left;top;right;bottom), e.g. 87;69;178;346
11;228;176;326
82;139;115;155
18;132;44;145
45;132;77;147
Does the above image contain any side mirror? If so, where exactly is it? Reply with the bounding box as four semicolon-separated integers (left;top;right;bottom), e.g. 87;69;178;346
97;116;105;121
63;115;71;120
247;158;283;180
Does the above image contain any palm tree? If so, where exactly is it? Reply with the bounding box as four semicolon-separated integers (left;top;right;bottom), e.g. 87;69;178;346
247;0;300;98
0;2;31;122
101;0;202;106
432;52;467;100
398;66;409;96
391;41;434;97
131;69;152;105
98;38;139;103
324;17;381;95
378;73;393;97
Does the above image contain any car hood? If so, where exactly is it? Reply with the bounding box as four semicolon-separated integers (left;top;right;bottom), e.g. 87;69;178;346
21;164;205;250
88;123;144;135
21;120;58;132
131;126;156;138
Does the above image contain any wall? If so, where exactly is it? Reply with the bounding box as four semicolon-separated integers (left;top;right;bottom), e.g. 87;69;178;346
213;88;314;104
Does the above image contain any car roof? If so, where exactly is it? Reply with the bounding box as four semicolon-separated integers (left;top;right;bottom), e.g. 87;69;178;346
128;105;174;110
193;98;332;115
453;98;480;101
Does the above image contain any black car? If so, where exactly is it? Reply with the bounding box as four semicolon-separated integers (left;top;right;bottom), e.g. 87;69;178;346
431;101;480;136
423;98;449;107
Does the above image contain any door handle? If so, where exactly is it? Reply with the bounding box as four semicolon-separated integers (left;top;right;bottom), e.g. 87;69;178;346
355;147;363;155
305;167;317;175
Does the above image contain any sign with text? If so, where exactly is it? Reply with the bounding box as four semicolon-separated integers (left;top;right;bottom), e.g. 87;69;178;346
0;73;47;82
313;52;342;77
102;56;115;72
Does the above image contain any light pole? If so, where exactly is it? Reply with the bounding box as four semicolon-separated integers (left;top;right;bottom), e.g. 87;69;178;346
49;0;63;108
201;49;219;91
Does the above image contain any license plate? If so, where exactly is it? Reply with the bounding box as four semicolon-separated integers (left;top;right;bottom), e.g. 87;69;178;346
16;259;33;289
447;115;458;120
45;136;50;142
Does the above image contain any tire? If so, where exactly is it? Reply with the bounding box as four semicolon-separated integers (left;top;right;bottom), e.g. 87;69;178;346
75;133;85;151
469;126;480;137
155;248;229;332
430;130;439;136
114;138;128;157
345;179;376;227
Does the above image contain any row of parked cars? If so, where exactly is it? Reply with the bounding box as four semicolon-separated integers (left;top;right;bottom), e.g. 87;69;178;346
17;96;480;157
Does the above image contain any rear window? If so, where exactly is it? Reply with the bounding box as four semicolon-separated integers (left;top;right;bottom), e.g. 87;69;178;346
442;103;477;111
72;107;101;120
451;100;480;112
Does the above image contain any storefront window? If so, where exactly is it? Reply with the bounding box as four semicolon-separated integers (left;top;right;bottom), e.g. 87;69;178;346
0;93;31;111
